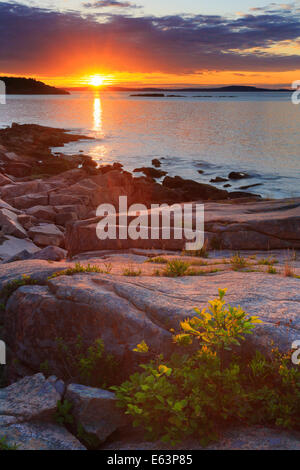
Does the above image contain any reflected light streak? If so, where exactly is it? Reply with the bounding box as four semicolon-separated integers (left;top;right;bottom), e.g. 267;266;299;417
93;94;103;136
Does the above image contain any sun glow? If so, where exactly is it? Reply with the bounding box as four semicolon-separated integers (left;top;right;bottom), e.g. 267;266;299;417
89;74;105;87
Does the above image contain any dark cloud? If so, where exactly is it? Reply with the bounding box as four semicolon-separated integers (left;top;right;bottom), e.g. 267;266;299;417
83;1;141;9
0;1;300;75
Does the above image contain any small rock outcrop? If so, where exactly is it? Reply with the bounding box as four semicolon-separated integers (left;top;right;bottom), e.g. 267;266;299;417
0;373;85;450
66;384;127;446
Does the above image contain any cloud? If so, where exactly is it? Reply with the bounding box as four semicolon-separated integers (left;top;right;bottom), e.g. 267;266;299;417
0;1;300;76
83;1;141;8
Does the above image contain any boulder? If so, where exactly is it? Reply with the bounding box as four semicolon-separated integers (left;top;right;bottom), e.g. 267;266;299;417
0;373;62;422
152;158;161;168
0;180;47;200
26;205;56;222
28;223;65;247
210;176;228;183
55;211;78;226
65;198;300;256
0;422;86;450
3;269;300;379
4;246;67;263
49;193;89;207
17;213;35;230
11;193;49;210
54;204;89;219
134;167;167;178
228;171;250;180
0;208;27;238
31;245;67;261
0;236;40;261
65;384;126;445
0;197;21;214
102;426;300;450
204;198;300;250
5;249;33;263
163;175;229;201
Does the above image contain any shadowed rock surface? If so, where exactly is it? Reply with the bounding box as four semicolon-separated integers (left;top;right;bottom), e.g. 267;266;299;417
1;260;299;381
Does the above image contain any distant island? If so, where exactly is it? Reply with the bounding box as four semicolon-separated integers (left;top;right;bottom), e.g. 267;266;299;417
1;77;69;95
69;85;291;93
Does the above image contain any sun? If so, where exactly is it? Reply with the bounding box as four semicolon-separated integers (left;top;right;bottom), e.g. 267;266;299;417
89;75;104;87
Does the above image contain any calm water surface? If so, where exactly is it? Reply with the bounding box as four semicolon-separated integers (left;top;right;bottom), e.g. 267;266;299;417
1;91;299;198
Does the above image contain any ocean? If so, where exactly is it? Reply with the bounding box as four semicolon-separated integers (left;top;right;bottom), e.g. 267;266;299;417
1;90;300;198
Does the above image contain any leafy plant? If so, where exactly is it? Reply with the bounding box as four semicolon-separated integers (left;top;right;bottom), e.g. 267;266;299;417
230;253;247;270
258;256;278;266
112;289;300;446
55;336;119;388
0;436;18;450
267;266;277;274
147;257;168;264
187;268;220;276
48;263;104;279
103;262;112;274
163;259;190;277
284;260;295;277
174;288;262;366
40;360;50;375
55;399;74;426
76;423;99;449
123;267;142;277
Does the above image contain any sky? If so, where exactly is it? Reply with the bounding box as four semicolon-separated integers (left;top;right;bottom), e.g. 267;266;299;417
1;0;300;87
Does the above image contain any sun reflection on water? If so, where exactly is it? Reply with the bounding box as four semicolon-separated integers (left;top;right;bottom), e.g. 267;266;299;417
93;95;103;135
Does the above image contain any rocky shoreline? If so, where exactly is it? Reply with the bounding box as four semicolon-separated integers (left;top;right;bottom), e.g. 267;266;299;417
0;123;299;450
0;123;299;260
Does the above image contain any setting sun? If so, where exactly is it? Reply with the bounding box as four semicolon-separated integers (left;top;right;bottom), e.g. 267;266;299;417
89;75;104;87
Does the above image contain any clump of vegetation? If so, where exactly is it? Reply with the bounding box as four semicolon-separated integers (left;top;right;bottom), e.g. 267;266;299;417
0;436;18;451
123;267;142;277
163;259;190;277
0;275;37;305
147;257;168;264
258;256;278;266
284;260;295;277
113;289;300;446
103;262;112;274
230;252;248;270
55;336;119;388
267;266;277;274
55;399;74;426
48;262;104;279
187;268;220;276
153;269;162;277
76;423;99;449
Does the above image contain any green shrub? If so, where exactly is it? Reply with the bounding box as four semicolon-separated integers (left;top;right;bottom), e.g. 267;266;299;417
174;288;261;365
258;256;278;266
112;289;300;445
267;266;277;274
230;252;247;270
187;268;220;276
55;399;74;426
123;267;142;277
48;262;104;279
147;257;168;264
163;259;190;277
0;436;18;450
55;336;119;388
